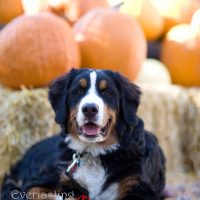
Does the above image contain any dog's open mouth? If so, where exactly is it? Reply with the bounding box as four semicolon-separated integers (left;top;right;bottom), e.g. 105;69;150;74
76;120;111;138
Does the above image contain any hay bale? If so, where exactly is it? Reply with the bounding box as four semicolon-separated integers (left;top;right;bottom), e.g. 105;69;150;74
0;86;59;185
181;90;200;175
138;84;200;175
0;83;200;185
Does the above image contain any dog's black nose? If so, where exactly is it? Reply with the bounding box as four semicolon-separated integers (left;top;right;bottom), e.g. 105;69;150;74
82;103;99;118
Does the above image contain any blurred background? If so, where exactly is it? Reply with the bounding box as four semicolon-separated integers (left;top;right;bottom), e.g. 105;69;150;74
0;0;200;199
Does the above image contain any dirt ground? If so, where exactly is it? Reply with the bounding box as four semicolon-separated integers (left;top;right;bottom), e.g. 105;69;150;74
165;174;200;200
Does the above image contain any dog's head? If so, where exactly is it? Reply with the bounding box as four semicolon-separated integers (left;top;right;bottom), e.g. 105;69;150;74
49;69;141;154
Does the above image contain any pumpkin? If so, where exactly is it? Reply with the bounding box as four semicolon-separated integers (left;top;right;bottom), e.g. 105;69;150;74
152;0;200;34
22;0;109;24
120;0;164;41
73;8;146;80
136;59;171;84
0;0;24;24
65;0;109;24
0;13;80;89
22;0;50;14
48;0;69;16
161;10;200;86
22;0;67;16
179;0;200;24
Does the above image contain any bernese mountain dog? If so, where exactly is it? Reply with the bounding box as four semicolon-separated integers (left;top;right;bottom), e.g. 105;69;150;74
1;69;166;200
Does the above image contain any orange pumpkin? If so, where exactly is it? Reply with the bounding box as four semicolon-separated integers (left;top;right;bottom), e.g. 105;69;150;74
0;13;80;89
48;0;69;17
65;0;109;24
161;10;200;86
22;0;109;24
22;0;50;14
153;0;200;34
0;0;24;24
73;8;146;80
22;0;67;16
180;0;200;23
120;0;164;41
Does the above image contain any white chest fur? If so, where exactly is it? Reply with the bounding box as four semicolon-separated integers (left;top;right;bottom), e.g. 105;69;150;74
73;154;118;200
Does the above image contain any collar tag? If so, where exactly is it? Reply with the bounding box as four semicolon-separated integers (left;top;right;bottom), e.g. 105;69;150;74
66;153;81;174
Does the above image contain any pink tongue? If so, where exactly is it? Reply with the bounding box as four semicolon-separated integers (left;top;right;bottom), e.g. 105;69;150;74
82;124;100;136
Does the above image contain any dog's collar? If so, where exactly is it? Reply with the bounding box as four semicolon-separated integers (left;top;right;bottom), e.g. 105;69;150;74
65;150;89;174
66;153;81;174
65;152;89;197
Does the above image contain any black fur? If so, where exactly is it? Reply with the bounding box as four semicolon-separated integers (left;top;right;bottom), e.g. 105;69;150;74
49;69;78;124
105;71;141;125
1;69;166;200
1;135;63;200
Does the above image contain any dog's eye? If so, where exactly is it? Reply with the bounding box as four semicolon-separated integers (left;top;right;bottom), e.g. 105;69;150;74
72;88;84;95
102;89;112;96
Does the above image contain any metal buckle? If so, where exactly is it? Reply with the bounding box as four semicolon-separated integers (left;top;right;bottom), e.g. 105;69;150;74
66;153;81;174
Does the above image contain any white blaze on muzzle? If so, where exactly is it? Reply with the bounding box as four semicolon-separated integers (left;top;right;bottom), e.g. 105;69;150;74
77;71;104;127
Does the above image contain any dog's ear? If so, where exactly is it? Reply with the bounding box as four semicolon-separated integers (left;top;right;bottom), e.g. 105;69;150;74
108;71;141;126
48;69;77;124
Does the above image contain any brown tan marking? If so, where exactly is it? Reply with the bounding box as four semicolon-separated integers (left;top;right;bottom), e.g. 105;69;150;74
98;106;118;148
68;104;118;147
99;80;107;90
68;106;80;140
118;177;139;199
60;172;76;198
79;78;87;88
